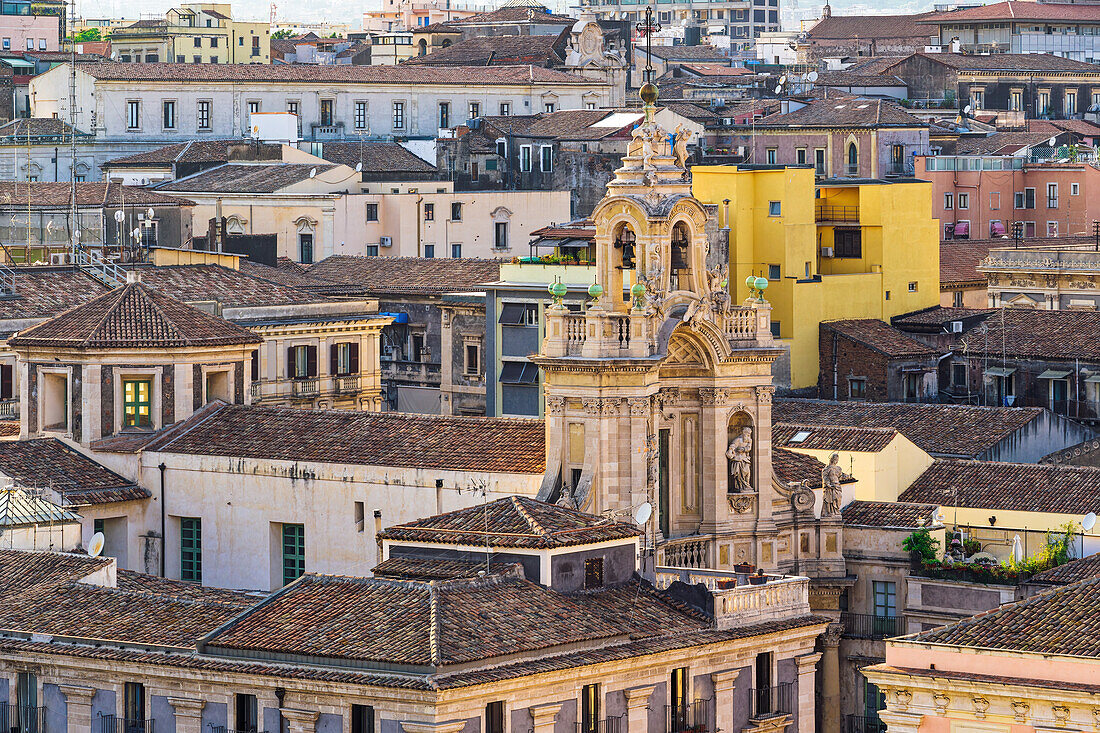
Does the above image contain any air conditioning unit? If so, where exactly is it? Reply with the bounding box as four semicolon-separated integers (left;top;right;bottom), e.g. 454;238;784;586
821;246;834;258
49;252;71;265
379;236;392;248
950;320;963;333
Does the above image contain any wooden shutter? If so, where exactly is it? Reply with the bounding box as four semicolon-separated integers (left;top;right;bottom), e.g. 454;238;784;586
330;343;339;375
287;346;296;378
0;364;12;399
306;345;318;377
349;343;360;374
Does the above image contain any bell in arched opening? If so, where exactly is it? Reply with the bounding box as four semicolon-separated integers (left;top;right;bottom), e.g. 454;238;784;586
669;221;691;290
613;223;636;270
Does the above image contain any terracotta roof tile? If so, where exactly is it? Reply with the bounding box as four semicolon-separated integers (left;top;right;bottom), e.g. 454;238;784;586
821;319;938;358
137;264;337;308
144;402;546;473
841;500;938;528
305;256;501;295
891;51;1100;73
0;438;148;506
1030;553;1100;586
953;307;1100;361
901;458;1100;515
447;6;575;24
380;496;640;549
8;282;262;349
939;240;999;286
371;557;505;580
772;448;853;488
404;33;565;67
646;45;728;61
921;2;1100;24
0;182;191;208
103;139;280;168
891;305;993;329
806;13;935;40
158;163;338;194
773;422;899;452
774;399;1044;458
909;574;1100;657
0;118;90;139
311;141;437;173
755;98;924;128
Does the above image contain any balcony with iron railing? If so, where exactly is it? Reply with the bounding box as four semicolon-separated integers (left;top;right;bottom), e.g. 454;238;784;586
576;715;625;733
840;612;902;640
250;374;367;403
0;704;45;733
665;699;712;733
97;715;154;733
845;714;887;733
751;683;793;720
815;204;860;223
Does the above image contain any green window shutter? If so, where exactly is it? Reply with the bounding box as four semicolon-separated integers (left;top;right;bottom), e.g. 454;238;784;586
282;523;305;586
180;517;202;583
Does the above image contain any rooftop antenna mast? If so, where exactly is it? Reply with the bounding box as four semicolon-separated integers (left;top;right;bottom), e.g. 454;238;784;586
636;5;661;118
68;0;79;261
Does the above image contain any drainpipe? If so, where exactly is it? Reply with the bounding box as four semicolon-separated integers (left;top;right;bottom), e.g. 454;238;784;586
158;462;167;577
416;194;423;257
831;331;839;400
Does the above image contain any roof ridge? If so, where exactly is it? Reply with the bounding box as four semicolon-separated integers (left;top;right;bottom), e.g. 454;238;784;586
79;285;129;348
428;582;441;666
130;283;188;345
511;495;552;540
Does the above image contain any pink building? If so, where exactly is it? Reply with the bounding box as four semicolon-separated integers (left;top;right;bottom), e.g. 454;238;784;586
918;154;1100;240
0;13;58;54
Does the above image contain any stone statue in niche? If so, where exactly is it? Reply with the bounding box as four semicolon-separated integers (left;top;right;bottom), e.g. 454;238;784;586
821;452;843;517
726;426;753;493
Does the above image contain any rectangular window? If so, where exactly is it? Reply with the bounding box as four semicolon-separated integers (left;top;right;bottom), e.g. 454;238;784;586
495;221;509;249
451;242;462;258
768;264;780;280
464;343;480;376
320;98;335;127
124;682;145;723
197;100;211;130
122;379;152;428
540;145;553;172
235;694;258;732
952;362;966;386
352;706;376;733
1072;182;1080;196
848;378;866;400
872;580;897;617
766;147;777;164
288;344;318;379
451;202;462;221
354;101;367;130
366;203;379;221
671;667;689;725
331;342;359;376
768;201;781;216
499;303;538;326
486;702;505;733
1067;91;1077;115
1047;183;1058;208
908;281;918;292
162;100;176;130
424;203;434;221
1025;188;1035;209
581;684;600;733
438;102;449;128
180;517;202;583
126;100;141;130
944;193;953;210
544;102;555;113
496;139;507;158
796;148;806;165
282;523;305;586
584;557;604;589
393;101;405;130
834;228;862;258
957;192;969;210
468;101;480;120
499;102;511;116
814;148;826;175
424;244;435;258
990;191;1000;210
520;146;532;172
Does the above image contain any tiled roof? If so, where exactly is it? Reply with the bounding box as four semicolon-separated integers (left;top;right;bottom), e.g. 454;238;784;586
896;51;1100;73
841;499;938;528
1029;553;1100;586
0;549;254;649
103;139;280;168
0;118;89;139
157;163;337;194
371;557;503;580
772;448;853;489
305;256;502;295
773;422;899;453
0;182;191;208
939;239;998;286
680;63;750;77
954;131;1055;155
202;569;710;666
909;574;1100;657
0;439;148;506
821;319;937;358
77;61;598;86
891;305;993;329
754;98;924;128
805;13;935;40
646;44;728;61
137;264;336;308
8;282;262;350
921;2;1100;24
814;71;906;87
144;402;546;474
380;496;641;549
952;308;1100;361
447;6;575;24
404;33;565;67
237;258;340;290
311;141;437;173
901;458;1100;515
0;269;109;322
1027;118;1100;137
773;399;1044;458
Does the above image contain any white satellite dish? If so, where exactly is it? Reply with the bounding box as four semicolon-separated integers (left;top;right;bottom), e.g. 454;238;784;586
114;210;125;223
309;167;318;178
88;532;105;558
1011;533;1023;563
779;74;788;85
1084;512;1097;531
355;162;363;172
963;104;972;115
1049;136;1058;147
146;207;154;219
934;510;946;524
807;70;818;82
634;501;653;526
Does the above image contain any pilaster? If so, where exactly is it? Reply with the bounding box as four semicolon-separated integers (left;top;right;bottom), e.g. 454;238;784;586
821;623;843;733
711;670;740;733
624;685;655;733
281;708;320;733
531;702;563;733
59;684;95;733
168;696;205;733
795;653;821;733
876;710;923;733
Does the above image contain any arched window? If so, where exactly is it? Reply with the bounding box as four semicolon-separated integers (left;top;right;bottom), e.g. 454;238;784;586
670;222;691;289
613;223;636;269
418;38;427;56
847;142;858;176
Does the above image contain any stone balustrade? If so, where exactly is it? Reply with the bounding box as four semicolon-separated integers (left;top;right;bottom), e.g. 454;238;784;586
654;567;811;627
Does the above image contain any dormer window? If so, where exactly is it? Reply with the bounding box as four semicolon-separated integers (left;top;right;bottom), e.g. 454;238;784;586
614;225;636;269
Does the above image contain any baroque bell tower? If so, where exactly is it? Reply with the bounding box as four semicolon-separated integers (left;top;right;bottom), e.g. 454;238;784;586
531;62;834;573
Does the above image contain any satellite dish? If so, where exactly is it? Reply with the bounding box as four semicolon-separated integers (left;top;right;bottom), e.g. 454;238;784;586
1011;533;1023;563
934;510;946;524
88;532;105;558
963;104;972;115
114;210;125;223
1049;136;1058;147
779;74;788;85
73;228;81;240
807;70;818;82
355;162;363;172
146;207;154;219
309;167;318;178
774;83;783;94
634;501;653;526
1084;512;1097;531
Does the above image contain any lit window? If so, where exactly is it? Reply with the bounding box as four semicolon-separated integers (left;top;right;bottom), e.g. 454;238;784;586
123;379;152;428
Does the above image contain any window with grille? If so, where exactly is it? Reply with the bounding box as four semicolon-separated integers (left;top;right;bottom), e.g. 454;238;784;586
872;580;896;617
355;101;367;129
393;101;405;130
126;100;141;129
584;557;604;589
197;100;211;130
180;517;202;583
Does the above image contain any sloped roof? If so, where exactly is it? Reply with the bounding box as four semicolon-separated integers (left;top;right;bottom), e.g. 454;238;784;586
143;402;546;474
754;98;923;128
136;264;335;308
103;139;280;168
939;240;999;287
920;2;1100;24
954;308;1100;361
773;399;1044;458
403;33;565;67
1030;553;1100;586
0;182;191;208
821;319;937;358
0;439;148;506
311;141;436;173
897;51;1100;74
0;118;90;139
379;496;641;549
773;422;899;453
901;459;1100;515
841;500;939;528
772;448;853;488
8;282;262;350
954;131;1056;155
805;13;935;40
446;6;575;24
157;163;338;194
645;44;728;61
305;256;502;296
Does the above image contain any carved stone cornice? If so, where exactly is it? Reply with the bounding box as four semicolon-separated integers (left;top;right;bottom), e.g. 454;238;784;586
756;384;774;403
546;395;565;414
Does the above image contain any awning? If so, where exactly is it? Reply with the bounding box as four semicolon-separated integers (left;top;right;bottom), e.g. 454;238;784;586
990;221;1006;237
0;59;35;69
1038;369;1072;379
985;366;1016;377
953;221;970;237
500;361;540;384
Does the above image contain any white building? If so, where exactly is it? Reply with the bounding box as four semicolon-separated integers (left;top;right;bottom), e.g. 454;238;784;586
29;62;612;143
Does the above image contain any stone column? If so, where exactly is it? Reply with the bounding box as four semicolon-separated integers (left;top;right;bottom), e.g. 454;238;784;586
876;710;922;733
531;702;563;733
710;670;740;733
168;696;206;733
59;684;95;733
623;685;655;733
821;623;843;733
281;708;320;733
795;653;821;733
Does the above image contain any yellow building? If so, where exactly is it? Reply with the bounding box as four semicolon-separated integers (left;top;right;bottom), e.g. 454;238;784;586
109;3;270;64
691;166;940;388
